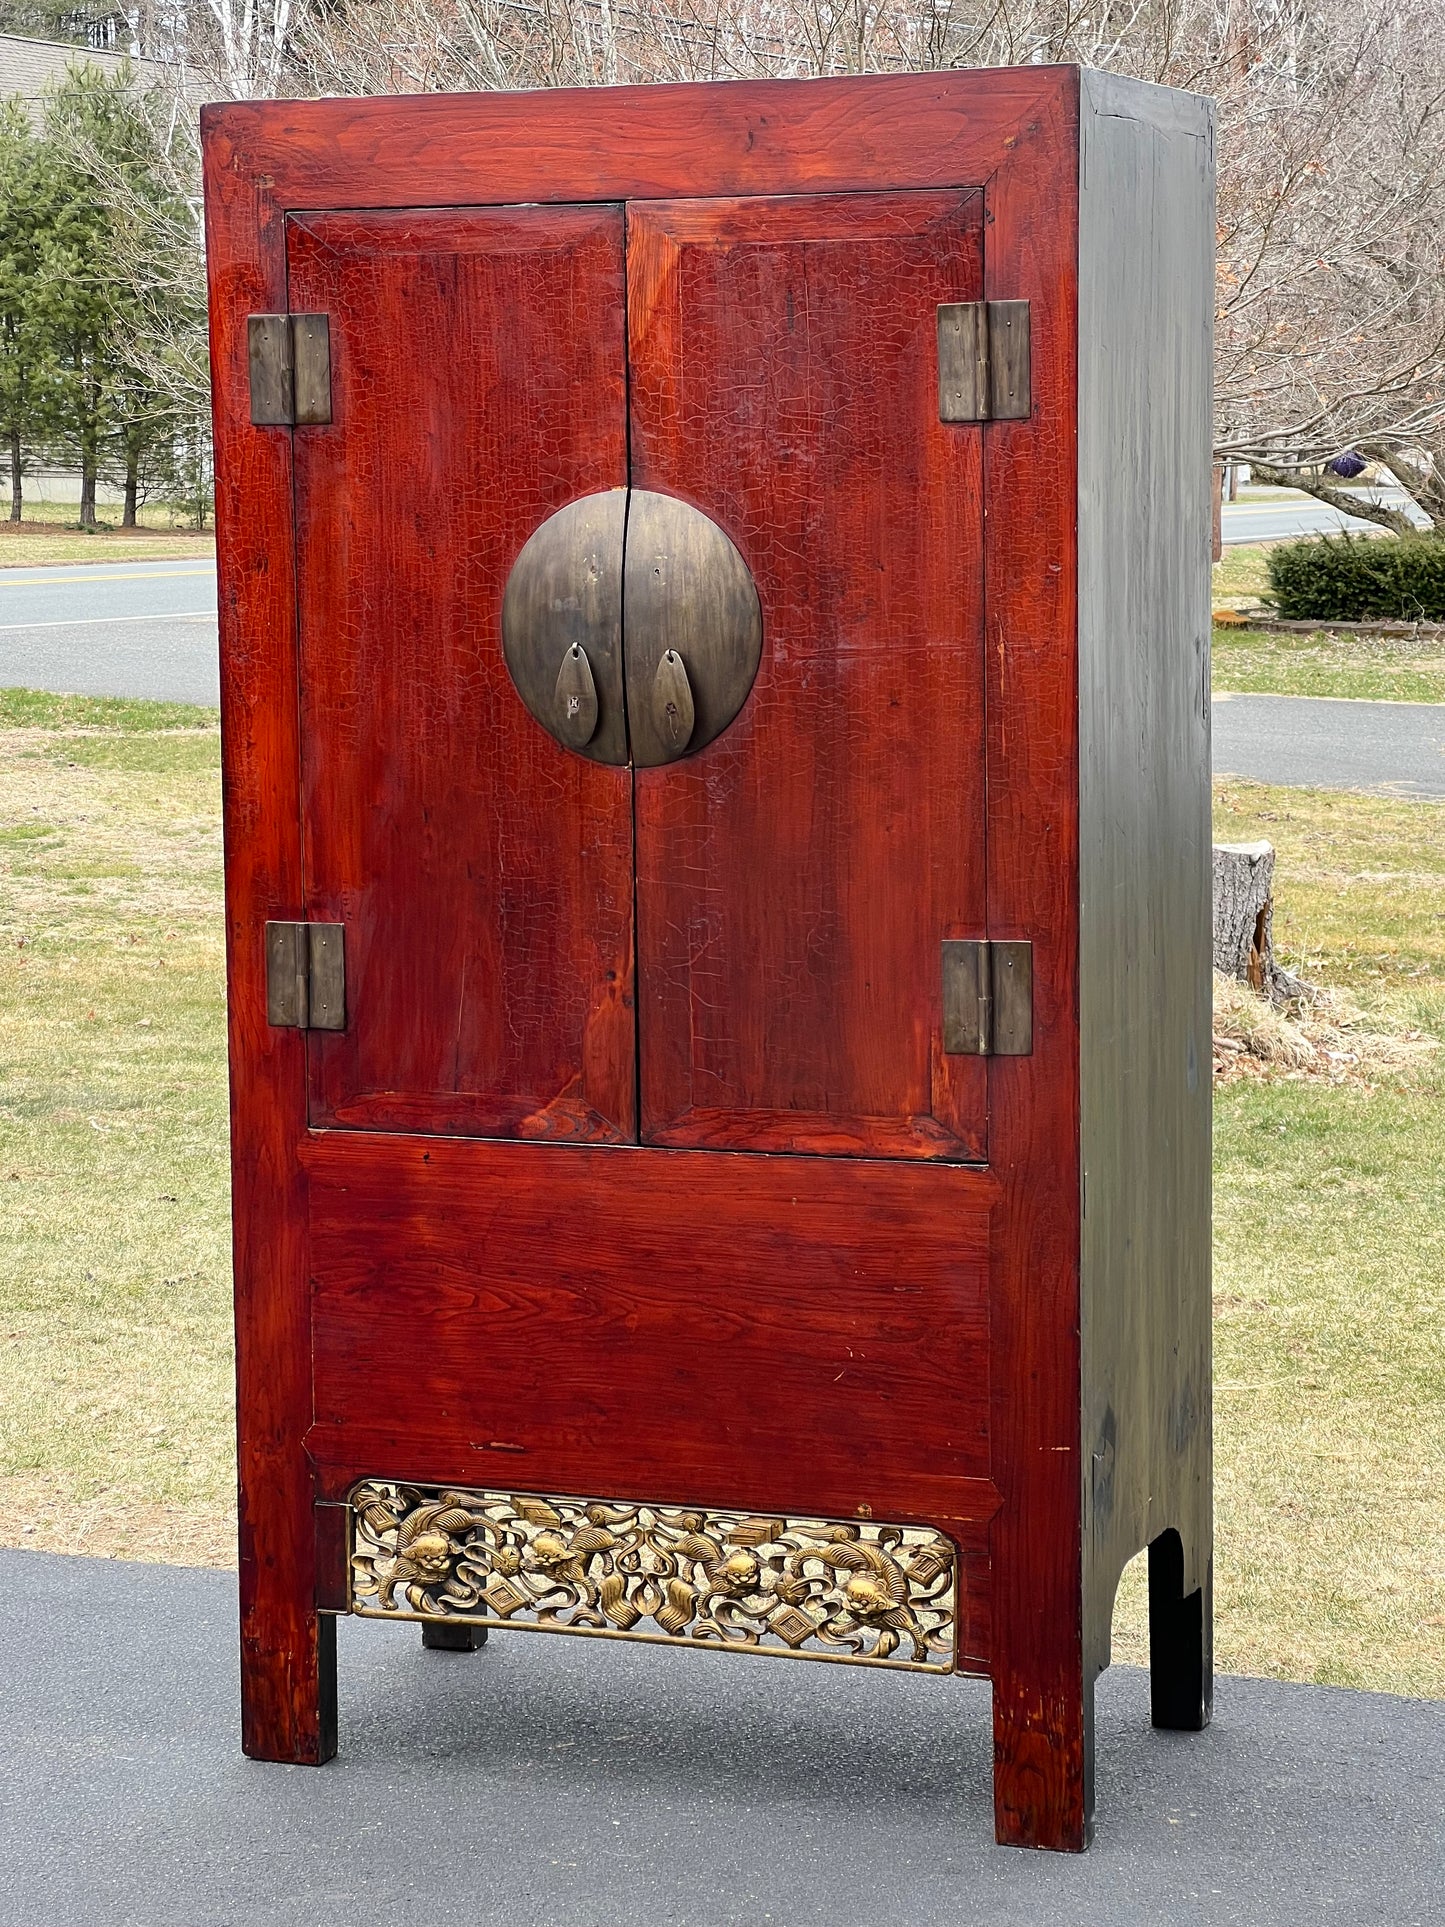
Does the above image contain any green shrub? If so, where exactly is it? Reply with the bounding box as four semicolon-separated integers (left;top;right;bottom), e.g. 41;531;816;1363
1266;534;1445;623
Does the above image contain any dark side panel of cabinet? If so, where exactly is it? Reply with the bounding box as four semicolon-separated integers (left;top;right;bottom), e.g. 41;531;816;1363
288;204;636;1144
626;191;989;1160
1075;72;1215;1687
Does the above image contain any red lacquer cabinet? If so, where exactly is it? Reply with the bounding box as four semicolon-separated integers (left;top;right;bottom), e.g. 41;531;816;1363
202;66;1215;1850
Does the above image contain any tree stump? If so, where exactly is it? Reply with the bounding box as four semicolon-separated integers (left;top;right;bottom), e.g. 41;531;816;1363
1212;841;1308;1003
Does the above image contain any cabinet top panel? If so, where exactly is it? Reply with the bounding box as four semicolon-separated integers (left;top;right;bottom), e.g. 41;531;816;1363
201;67;1089;214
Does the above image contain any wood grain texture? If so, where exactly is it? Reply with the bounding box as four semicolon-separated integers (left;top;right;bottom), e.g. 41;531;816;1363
200;70;1074;211
970;70;1090;1851
303;1130;996;1510
628;190;988;1160
203;139;334;1763
1075;71;1215;1706
287;205;636;1144
204;67;1213;1850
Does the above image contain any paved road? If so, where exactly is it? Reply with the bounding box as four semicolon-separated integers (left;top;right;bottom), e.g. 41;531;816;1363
2;1549;1440;1927
1213;693;1445;798
3;557;1443;804
1220;487;1428;546
0;557;219;706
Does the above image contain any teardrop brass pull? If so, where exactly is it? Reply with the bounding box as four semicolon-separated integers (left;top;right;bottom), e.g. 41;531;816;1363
650;649;695;755
554;643;599;749
502;488;627;766
622;491;761;768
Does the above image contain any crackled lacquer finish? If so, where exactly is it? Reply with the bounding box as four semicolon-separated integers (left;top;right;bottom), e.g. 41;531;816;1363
205;68;1213;1855
288;205;636;1144
350;1483;959;1670
628;190;989;1160
302;1129;996;1512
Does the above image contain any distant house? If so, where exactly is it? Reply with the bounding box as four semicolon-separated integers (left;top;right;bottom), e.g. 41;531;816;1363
0;30;189;124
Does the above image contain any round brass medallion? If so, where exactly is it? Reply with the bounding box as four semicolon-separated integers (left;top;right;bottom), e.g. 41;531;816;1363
501;488;762;767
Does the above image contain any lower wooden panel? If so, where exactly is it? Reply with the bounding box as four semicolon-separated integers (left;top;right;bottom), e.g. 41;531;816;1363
303;1132;995;1532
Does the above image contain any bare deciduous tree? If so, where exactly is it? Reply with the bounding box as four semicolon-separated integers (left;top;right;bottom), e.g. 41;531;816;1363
285;0;1445;528
1208;1;1445;534
201;0;294;96
113;0;1445;531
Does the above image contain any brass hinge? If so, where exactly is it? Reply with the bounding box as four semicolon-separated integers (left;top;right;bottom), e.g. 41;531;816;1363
937;300;1031;422
248;314;332;426
265;921;346;1030
941;939;1033;1056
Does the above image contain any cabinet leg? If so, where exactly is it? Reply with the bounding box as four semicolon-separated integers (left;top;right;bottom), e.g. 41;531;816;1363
991;1672;1094;1852
239;1604;338;1765
1148;1528;1213;1731
421;1620;488;1652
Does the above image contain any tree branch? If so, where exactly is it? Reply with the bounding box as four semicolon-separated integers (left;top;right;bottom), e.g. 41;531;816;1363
1356;439;1445;535
1247;463;1418;538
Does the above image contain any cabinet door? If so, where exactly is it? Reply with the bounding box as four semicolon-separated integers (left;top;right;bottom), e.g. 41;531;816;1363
628;191;989;1160
289;205;636;1143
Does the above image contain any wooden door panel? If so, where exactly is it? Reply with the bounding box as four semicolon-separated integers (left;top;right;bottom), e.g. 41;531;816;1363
288;205;635;1143
627;191;988;1160
304;1132;995;1509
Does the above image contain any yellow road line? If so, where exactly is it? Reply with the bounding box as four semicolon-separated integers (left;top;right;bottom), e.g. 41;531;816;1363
0;567;215;587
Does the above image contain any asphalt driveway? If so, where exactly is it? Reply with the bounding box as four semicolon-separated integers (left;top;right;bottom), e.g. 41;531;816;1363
1212;693;1445;798
1;1549;1440;1927
0;558;219;706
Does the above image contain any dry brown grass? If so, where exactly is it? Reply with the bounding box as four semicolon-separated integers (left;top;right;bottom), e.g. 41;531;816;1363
1212;972;1439;1084
1212;540;1274;610
1213;780;1445;993
0;703;234;1571
0;1470;234;1566
2;712;1442;1697
1213;627;1445;702
0;515;214;569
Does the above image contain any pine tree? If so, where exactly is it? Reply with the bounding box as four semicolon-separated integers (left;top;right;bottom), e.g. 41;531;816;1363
0;100;61;521
0;0;124;46
39;63;209;529
33;64;155;527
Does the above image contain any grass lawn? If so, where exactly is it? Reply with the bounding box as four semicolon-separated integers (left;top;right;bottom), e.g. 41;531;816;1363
1112;779;1445;1693
1;504;215;569
1213;627;1445;704
1212;541;1275;607
0;689;232;1565
1;696;1442;1696
1212;543;1445;701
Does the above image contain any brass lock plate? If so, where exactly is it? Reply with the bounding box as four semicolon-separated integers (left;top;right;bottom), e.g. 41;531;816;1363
621;489;762;769
500;489;629;767
500;488;762;767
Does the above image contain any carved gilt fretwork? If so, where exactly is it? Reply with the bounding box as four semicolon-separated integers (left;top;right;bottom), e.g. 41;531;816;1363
349;1482;958;1672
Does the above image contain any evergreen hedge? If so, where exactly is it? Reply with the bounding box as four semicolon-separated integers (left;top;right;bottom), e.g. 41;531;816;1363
1266;533;1445;623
